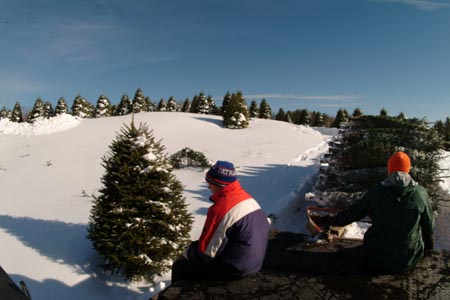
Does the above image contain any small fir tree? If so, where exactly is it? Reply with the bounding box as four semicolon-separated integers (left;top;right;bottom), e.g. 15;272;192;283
249;100;259;118
95;95;112;118
55;97;69;115
197;92;209;114
88;122;192;281
258;99;272;120
222;91;250;129
116;94;132;116
157;99;167;111
167;96;178;112
11;102;23;122
0;106;9;119
207;95;220;115
132;88;146;113
275;108;287;122
43;101;54;119
181;98;191;112
27;98;45;123
71;95;94;118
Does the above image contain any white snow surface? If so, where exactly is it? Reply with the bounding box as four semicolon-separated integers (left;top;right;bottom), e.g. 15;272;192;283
0;112;449;300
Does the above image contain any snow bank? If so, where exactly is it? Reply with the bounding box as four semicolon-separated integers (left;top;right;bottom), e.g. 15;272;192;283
0;114;81;136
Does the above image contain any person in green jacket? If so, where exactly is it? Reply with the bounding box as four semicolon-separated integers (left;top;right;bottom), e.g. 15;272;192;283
330;151;435;273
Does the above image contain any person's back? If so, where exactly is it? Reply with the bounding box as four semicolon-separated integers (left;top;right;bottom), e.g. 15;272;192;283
333;151;434;273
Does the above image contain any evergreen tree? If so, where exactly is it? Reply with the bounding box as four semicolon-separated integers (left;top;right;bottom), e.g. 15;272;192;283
132;88;146;113
380;108;388;117
352;108;363;119
258;99;272;119
221;92;232;114
275;108;287;122
95;95;112;118
116;94;132;116
249;100;259;118
397;112;406;121
145;97;156;112
181;98;191;112
166;96;177;112
313;112;325;127
43;101;54;119
157;99;167;111
27;98;45;123
197;92;209;114
0;106;9;119
207;95;220;115
222;91;250;129
11;102;23;122
332;108;349;128
55;97;69;115
190;94;199;113
298;109;310;125
71;95;94;118
88;122;193;281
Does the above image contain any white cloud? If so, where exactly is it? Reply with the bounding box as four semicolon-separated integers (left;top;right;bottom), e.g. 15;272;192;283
375;0;450;10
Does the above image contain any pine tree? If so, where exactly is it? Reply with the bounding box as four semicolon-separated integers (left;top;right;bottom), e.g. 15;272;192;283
95;95;112;118
11;102;23;122
157;99;167;111
332;108;349;128
166;96;177;112
222;91;250;129
88;122;193;281
43;101;54;119
190;94;199;113
27;98;45;123
258;99;272;120
197;92;209;114
313;112;325;127
145;97;156;112
116;94;132;116
275;108;287;122
0;106;9;119
132;88;146;113
71;95;94;118
352;108;363;119
55;97;69;115
181;98;191;112
249;100;258;118
207;95;220;115
298;109;311;125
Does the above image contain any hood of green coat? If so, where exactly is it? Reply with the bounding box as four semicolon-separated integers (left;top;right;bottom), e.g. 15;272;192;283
381;172;418;200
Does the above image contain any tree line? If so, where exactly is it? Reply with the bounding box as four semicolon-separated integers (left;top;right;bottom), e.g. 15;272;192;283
1;88;449;148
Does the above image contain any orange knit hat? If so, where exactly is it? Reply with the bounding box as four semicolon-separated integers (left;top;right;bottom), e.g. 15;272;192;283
387;151;411;175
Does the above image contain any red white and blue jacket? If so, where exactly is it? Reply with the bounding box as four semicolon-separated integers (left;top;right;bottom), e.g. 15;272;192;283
185;180;270;277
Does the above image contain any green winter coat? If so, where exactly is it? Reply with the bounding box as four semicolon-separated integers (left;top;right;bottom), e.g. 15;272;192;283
333;172;435;273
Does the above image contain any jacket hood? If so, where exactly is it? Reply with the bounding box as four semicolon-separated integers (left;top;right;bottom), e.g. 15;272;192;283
381;171;417;200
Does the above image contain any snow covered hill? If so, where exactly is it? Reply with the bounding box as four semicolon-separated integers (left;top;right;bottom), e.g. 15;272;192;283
1;113;449;300
0;112;337;300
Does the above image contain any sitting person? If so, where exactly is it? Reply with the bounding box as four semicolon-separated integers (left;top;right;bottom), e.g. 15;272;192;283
171;161;270;281
328;151;435;274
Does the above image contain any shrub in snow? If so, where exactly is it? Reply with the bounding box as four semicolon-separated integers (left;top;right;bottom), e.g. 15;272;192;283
88;122;193;281
169;147;211;169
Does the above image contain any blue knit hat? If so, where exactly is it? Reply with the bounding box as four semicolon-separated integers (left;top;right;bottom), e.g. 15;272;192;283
206;161;237;187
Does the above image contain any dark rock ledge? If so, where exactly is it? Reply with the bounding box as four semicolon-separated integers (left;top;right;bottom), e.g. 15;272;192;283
158;231;450;300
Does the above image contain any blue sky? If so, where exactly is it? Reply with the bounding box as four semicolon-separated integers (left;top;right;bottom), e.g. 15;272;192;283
1;0;449;122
